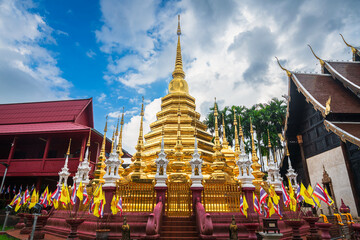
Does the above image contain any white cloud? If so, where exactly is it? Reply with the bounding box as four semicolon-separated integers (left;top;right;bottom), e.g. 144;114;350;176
96;0;360;152
97;93;107;103
86;49;96;58
0;0;71;104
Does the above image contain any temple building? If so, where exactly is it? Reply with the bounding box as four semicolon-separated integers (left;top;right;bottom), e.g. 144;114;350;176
0;98;131;190
279;35;360;216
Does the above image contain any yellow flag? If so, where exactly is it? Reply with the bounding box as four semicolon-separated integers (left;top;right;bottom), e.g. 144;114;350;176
268;197;275;217
59;184;70;205
29;190;37;209
243;194;248;218
93;184;103;204
93;202;100;217
289;195;297;212
307;185;320;207
288;179;294;198
76;182;84;202
300;183;315;206
111;195;117;215
15;197;22;212
269;185;280;205
9;194;17;206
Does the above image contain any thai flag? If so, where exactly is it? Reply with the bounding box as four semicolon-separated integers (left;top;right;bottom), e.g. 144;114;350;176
274;203;282;217
83;187;89;205
71;182;77;205
253;194;261;214
239;195;244;215
6;186;10;194
24;189;30;202
19;192;25;206
19;185;22;193
51;185;61;201
30;184;35;194
259;187;268;204
88;197;94;215
99;200;104;218
11;193;21;206
313;183;329;204
41;190;48;207
117;197;123;215
13;185;16;195
281;182;290;206
263;202;269;218
296;185;304;202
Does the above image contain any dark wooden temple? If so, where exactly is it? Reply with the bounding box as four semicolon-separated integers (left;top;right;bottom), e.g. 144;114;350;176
280;36;360;216
0;98;131;191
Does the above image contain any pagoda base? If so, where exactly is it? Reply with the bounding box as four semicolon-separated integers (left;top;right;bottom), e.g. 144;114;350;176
168;172;188;183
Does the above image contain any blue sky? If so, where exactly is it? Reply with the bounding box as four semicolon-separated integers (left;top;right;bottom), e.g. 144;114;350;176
1;0;360;153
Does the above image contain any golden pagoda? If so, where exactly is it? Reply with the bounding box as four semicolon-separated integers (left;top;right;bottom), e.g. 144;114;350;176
220;113;236;175
141;15;215;181
249;117;265;188
93;117;108;184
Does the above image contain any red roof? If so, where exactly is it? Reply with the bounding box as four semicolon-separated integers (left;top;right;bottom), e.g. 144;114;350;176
0;98;92;125
0;122;90;135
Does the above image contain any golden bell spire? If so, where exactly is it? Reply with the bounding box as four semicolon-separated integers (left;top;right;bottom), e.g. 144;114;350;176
233;112;240;155
168;15;189;94
136;97;145;152
111;130;115;153
222;113;229;147
213;98;221;151
238;116;244;139
93;116;108;184
117;107;124;159
249;117;264;188
267;129;272;148
131;98;147;181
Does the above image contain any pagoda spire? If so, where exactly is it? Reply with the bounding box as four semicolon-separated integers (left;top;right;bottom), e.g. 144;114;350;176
249;117;264;189
59;138;71;186
222;113;229;147
168;15;188;94
117;108;125;176
233;113;240;155
238;116;244;140
117;107;125;159
74;131;92;185
93;116;108;184
131;98;146;181
213;99;221;151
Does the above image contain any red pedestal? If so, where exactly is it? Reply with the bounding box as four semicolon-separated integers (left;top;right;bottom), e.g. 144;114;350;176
243;222;259;240
15;213;25;229
303;216;320;239
191;186;203;214
242;187;255;215
315;222;332;240
20;213;33;234
102;186;116;214
155;186;167;204
284;220;305;240
275;190;284;212
66;218;85;240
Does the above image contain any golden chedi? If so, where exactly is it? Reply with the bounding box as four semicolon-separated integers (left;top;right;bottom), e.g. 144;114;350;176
141;15;215;182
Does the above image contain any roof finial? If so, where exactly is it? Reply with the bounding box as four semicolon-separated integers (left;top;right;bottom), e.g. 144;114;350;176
66;138;72;156
275;56;292;77
340;34;357;54
286;141;290;156
308;44;325;66
325;96;331;116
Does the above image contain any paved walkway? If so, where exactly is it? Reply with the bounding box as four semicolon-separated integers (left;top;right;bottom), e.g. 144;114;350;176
6;228;66;240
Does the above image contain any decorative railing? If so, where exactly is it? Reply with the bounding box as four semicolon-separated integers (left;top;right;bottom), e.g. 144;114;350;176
202;181;241;212
116;182;155;212
166;182;192;217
